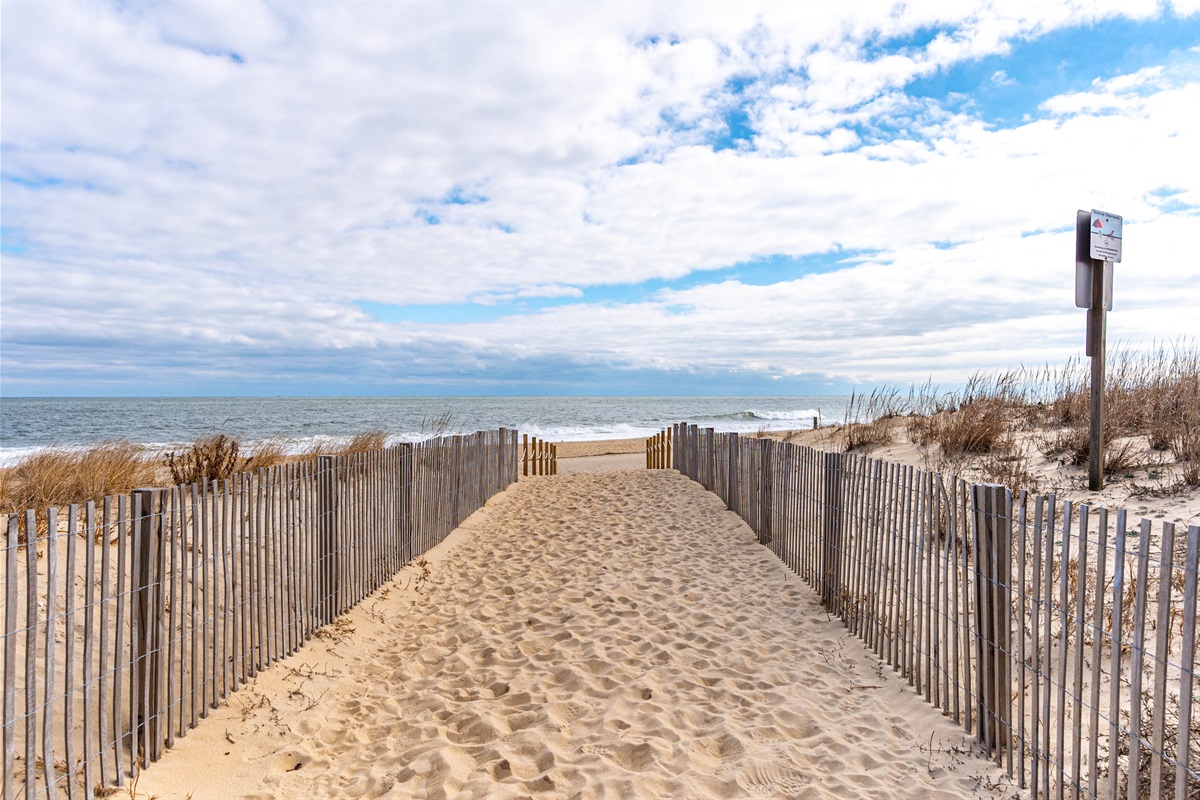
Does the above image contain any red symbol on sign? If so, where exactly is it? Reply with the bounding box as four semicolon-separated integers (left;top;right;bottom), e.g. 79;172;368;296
1094;219;1104;229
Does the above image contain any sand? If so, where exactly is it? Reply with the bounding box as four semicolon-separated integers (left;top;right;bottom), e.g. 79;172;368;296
553;438;646;458
135;467;1016;800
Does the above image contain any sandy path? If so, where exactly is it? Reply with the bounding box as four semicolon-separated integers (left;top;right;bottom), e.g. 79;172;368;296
136;470;1015;800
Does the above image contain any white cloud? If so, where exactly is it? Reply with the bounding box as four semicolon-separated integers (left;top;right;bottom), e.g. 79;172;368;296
1;0;1197;393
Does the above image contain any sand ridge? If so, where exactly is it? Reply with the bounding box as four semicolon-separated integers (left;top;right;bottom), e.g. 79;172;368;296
136;469;1016;799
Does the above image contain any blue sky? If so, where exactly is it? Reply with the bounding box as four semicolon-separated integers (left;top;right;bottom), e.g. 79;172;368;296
1;1;1197;397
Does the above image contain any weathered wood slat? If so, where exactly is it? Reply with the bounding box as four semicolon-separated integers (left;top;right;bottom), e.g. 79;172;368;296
62;506;78;800
4;516;19;800
189;482;201;727
1148;522;1176;799
165;488;178;747
113;496;128;785
82;502;97;796
1067;506;1088;788
1086;508;1108;798
1107;509;1128;800
1127;519;1153;799
1175;525;1198;800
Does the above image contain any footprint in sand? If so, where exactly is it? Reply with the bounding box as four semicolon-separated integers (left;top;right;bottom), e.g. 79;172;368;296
735;762;814;796
582;741;657;772
548;700;592;726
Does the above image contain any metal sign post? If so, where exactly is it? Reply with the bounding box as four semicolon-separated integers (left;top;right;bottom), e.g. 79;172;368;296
1075;209;1122;491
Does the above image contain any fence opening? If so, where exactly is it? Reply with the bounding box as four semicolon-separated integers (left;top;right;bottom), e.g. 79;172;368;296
521;434;558;476
645;428;673;469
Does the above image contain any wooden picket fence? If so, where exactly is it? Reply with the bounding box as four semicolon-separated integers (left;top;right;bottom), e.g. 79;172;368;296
1;429;519;800
521;434;557;476
645;428;672;469
671;423;1198;800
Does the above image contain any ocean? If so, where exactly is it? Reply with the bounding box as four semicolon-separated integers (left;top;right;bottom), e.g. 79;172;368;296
0;396;851;466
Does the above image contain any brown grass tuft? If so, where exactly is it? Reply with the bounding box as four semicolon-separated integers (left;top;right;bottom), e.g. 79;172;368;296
341;430;388;455
911;400;1008;457
0;442;154;535
243;436;289;472
164;434;245;485
841;387;903;451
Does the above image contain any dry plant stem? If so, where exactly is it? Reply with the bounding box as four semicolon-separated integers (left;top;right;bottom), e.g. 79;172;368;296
164;434;243;485
341;430;388;455
842;387;904;451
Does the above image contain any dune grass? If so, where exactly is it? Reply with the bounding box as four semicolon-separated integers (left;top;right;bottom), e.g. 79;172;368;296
0;442;155;536
838;340;1200;492
341;430;389;455
2;428;408;522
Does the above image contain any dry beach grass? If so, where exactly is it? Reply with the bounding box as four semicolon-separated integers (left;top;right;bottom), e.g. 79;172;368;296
762;342;1200;528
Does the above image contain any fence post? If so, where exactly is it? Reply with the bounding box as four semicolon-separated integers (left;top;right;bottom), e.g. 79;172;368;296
689;424;697;477
759;439;773;546
728;433;739;512
821;452;843;611
397;445;413;565
700;429;710;491
497;428;506;490
316;456;339;622
971;483;1011;760
679;425;686;475
131;487;166;763
452;437;462;525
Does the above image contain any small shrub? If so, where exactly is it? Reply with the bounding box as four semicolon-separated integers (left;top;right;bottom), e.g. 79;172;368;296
164;434;244;485
1103;437;1143;473
1044;425;1090;466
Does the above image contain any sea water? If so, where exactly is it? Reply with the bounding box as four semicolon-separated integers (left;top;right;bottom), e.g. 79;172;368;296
0;396;851;466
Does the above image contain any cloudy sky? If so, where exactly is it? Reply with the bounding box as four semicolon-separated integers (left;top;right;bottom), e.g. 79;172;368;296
1;1;1197;397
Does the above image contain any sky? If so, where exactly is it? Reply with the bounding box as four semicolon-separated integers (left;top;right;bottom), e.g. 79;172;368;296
1;1;1198;397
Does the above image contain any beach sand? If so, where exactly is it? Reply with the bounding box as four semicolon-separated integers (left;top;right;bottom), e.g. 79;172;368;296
135;467;1015;799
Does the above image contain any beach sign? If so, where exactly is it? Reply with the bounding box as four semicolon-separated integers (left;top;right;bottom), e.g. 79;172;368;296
1075;209;1112;309
1088;209;1122;262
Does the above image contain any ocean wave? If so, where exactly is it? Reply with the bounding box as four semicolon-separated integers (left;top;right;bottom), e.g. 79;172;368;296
707;408;822;422
514;422;662;442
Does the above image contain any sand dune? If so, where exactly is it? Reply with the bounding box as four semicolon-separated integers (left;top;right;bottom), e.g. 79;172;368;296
136;469;1015;799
